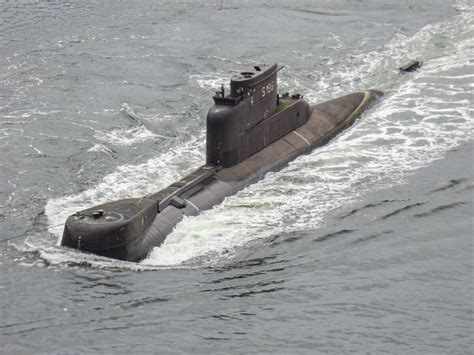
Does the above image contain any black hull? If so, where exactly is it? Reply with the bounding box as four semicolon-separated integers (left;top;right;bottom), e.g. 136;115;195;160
61;90;382;262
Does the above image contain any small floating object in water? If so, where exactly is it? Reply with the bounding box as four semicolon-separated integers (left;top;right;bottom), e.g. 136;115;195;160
399;60;422;73
60;63;383;262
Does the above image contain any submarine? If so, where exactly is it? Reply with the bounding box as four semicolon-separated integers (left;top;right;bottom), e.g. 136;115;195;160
61;63;382;262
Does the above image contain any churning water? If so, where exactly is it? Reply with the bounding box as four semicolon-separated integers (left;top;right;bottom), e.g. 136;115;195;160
1;0;472;353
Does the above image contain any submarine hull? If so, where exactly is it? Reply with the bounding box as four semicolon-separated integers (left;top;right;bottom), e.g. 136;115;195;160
61;90;382;262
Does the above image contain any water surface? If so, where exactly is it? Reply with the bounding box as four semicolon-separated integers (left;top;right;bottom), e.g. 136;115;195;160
1;0;472;353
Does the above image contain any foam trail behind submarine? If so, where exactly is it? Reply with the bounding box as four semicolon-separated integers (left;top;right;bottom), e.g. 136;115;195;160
61;63;382;262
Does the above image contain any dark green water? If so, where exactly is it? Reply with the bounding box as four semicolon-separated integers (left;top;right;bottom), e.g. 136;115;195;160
1;0;472;353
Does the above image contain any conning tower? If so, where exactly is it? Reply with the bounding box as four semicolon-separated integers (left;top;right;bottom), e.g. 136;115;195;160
206;63;311;167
